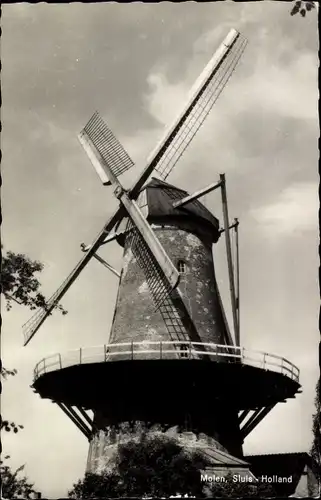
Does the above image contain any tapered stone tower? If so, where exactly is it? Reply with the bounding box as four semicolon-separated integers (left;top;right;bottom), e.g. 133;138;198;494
86;178;244;472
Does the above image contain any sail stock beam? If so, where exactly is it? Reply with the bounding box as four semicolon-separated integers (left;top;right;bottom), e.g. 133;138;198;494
172;180;223;209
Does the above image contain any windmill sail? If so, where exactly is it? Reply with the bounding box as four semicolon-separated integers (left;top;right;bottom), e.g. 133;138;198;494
126;224;174;309
80;111;134;185
129;29;247;197
22;208;123;346
153;33;247;181
125;217;178;309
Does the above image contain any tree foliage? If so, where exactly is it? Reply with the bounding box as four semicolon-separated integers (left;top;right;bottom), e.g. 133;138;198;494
1;249;63;497
0;365;24;433
310;376;321;482
68;471;122;499
1;249;68;435
1;250;67;315
290;0;316;16
1;366;18;379
68;436;277;499
1;418;24;434
205;472;277;498
69;435;208;498
0;456;37;499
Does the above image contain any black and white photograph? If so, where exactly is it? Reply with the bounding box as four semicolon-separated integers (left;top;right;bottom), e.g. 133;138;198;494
1;1;320;498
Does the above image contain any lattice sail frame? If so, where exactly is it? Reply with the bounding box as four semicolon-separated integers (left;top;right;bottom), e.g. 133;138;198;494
83;111;134;180
125;219;175;309
154;34;247;181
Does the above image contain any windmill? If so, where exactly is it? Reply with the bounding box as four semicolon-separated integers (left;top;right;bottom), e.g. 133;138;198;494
24;29;301;477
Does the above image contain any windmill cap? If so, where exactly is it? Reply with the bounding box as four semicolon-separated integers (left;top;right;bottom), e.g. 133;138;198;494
115;178;221;246
139;177;220;242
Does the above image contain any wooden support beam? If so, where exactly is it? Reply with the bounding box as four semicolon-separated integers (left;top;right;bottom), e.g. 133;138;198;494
241;404;276;439
76;407;94;428
240;412;261;438
92;253;120;278
240;408;263;434
56;402;91;439
220;174;239;346
67;405;92;435
80;244;120;278
215;276;234;347
218;221;238;234
172;180;222;209
81;230;126;252
238;409;251;424
234;218;240;345
101;230;127;246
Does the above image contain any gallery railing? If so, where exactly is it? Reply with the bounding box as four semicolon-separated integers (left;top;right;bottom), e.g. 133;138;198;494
33;341;300;384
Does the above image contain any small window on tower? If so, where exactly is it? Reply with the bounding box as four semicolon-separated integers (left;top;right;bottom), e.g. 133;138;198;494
177;260;187;274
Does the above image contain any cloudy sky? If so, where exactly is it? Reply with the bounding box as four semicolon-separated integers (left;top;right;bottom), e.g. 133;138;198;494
1;2;319;498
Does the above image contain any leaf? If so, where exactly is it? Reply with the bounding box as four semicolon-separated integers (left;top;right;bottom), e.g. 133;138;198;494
291;0;302;15
2;250;67;316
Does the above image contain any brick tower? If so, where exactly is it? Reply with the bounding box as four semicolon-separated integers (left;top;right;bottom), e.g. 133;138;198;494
87;178;243;473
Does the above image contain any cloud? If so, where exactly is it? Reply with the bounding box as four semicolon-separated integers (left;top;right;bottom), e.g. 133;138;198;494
116;69;191;178
144;72;188;127
144;30;318;127
250;182;318;236
231;52;318;121
128;21;318;194
157;11;317;132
